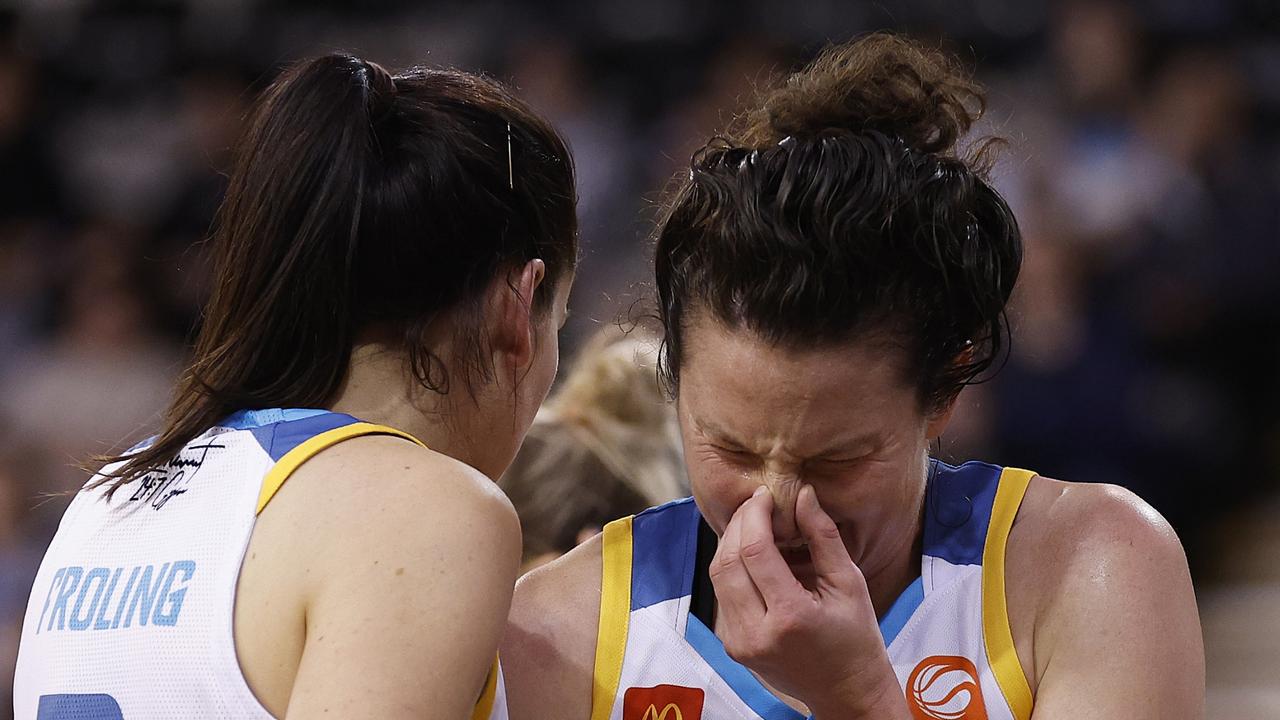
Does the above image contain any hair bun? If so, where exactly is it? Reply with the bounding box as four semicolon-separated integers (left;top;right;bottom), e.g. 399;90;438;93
734;33;983;156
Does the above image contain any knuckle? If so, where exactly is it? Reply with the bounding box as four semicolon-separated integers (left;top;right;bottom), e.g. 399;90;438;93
770;607;803;635
816;518;841;540
722;637;761;665
770;599;819;635
739;538;771;560
843;562;869;588
762;602;793;630
709;553;739;578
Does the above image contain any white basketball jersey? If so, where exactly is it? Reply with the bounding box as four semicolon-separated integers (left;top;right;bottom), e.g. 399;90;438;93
589;460;1035;720
14;408;507;720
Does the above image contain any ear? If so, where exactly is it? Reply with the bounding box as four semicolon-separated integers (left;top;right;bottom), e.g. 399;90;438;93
492;259;546;369
925;395;959;441
926;344;977;440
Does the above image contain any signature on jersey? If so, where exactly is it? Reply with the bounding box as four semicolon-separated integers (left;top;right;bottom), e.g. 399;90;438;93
127;442;224;510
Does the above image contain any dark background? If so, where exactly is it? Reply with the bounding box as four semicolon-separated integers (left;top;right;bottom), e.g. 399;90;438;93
0;0;1277;715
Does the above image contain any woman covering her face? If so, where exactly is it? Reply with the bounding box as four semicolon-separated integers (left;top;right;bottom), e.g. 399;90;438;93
504;34;1203;720
15;55;576;719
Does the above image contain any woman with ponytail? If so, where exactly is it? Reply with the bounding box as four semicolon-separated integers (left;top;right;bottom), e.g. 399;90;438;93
505;34;1203;720
15;54;576;719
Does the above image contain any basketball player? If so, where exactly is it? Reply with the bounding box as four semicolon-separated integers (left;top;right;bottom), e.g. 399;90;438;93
14;54;576;718
503;35;1203;720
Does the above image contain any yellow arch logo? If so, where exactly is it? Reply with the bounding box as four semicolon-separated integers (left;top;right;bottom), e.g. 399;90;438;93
640;704;683;720
623;684;704;720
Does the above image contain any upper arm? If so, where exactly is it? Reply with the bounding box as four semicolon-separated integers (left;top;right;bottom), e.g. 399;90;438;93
1027;483;1204;720
502;533;603;720
283;437;522;719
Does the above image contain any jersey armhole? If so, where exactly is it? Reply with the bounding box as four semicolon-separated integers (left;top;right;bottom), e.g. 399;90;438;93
982;467;1036;720
471;654;502;720
255;422;426;515
591;516;633;720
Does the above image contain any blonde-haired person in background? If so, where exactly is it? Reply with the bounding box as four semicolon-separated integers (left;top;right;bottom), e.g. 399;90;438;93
501;327;687;572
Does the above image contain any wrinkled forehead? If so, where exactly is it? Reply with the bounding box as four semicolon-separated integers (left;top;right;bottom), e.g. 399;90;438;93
675;315;921;452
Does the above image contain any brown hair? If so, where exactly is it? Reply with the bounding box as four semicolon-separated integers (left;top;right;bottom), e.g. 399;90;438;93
93;54;577;494
655;33;1021;411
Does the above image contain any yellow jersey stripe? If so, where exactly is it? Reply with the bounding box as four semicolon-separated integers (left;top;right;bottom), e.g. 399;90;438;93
982;467;1035;720
471;655;500;720
255;422;426;515
592;516;633;720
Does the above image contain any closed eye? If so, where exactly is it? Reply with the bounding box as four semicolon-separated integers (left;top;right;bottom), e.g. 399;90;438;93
709;444;757;465
805;456;864;473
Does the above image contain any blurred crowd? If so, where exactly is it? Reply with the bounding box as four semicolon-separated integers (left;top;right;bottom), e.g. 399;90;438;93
0;0;1277;714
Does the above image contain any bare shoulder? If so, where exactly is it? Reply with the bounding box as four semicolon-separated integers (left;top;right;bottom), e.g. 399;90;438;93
292;433;518;528
238;435;521;715
1010;476;1186;571
1006;477;1203;718
283;434;509;548
283;433;524;605
503;530;603;720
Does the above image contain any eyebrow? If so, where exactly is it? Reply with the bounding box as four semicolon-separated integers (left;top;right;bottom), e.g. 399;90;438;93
691;415;878;457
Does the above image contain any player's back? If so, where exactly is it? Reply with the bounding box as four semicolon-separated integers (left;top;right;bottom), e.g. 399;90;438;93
12;408;406;719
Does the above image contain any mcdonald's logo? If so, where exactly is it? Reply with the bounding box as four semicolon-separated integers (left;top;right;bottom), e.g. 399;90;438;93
905;655;989;720
623;684;704;720
641;703;681;720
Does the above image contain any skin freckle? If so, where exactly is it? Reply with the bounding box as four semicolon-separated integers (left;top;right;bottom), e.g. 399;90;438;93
395;567;405;576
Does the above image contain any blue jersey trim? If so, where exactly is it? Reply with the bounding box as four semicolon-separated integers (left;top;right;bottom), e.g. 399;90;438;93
123;437;157;454
37;693;124;719
922;460;1003;566
685;615;807;720
630;497;699;611
878;575;924;647
122;409;340;460
221;409;360;462
220;408;330;430
680;578;923;716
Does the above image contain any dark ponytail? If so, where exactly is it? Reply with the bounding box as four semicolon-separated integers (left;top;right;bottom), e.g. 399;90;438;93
93;54;576;494
655;33;1021;410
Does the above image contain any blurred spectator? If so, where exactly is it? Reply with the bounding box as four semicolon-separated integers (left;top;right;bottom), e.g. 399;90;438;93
0;222;181;491
507;33;644;348
0;1;1277;716
0;436;57;713
500;328;687;572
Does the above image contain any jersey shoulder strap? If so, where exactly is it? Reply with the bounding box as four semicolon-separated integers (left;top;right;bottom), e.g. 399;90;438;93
923;460;1007;566
220;409;425;515
592;498;699;720
982;465;1035;720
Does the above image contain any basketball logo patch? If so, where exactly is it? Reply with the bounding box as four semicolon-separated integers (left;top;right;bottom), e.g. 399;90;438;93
905;655;988;720
623;684;705;720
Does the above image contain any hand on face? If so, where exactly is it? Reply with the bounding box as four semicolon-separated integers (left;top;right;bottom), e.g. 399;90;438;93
709;485;903;718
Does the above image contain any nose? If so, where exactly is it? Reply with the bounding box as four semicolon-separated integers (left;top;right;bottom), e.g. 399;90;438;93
761;467;802;543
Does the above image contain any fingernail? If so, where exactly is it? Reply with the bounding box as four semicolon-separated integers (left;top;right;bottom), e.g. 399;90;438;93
752;486;767;499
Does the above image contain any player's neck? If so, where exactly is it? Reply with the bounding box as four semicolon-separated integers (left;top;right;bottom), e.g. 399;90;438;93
326;341;514;480
864;524;924;619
